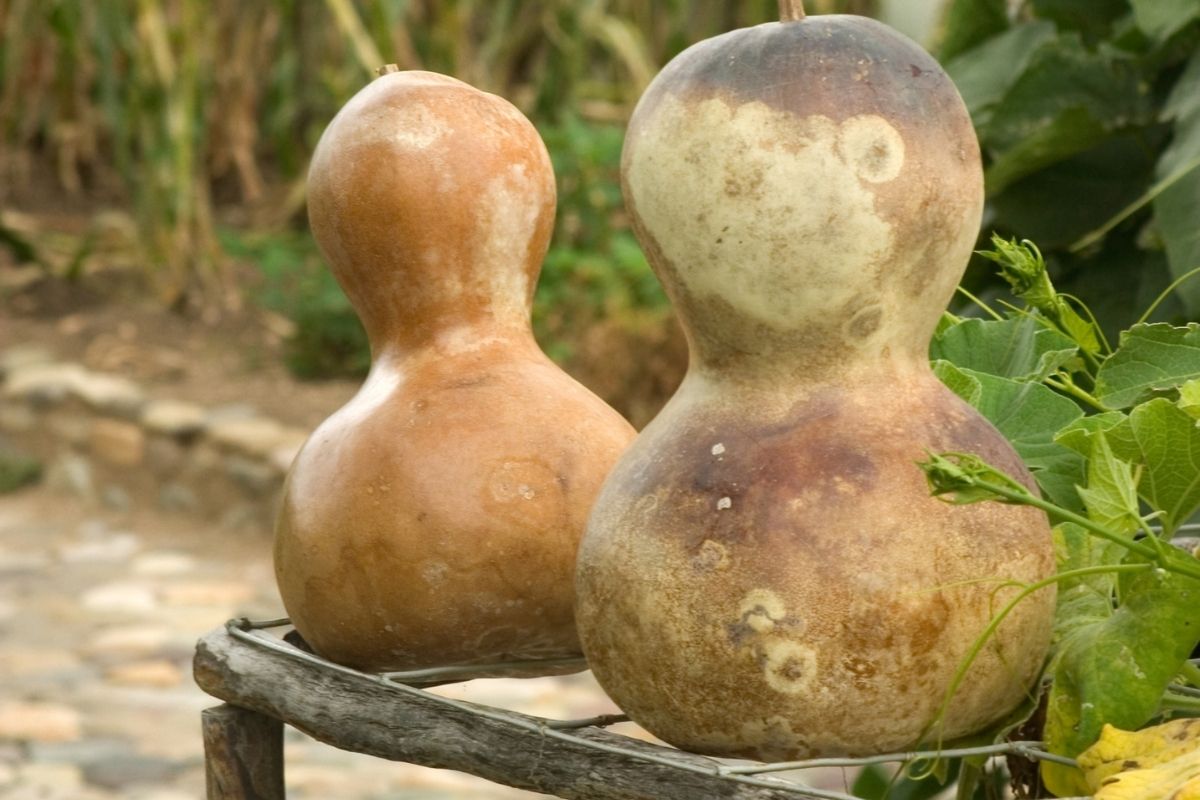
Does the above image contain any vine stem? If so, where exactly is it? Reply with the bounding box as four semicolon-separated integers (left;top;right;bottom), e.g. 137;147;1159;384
1044;375;1108;413
1181;660;1200;688
928;563;1152;748
778;0;806;21
960;478;1200;580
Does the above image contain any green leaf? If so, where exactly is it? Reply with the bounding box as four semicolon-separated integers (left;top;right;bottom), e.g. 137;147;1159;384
1029;0;1129;40
932;359;983;406
1094;323;1200;408
930;315;1078;382
1050;522;1121;648
933;364;1086;511
1105;398;1200;535
1131;0;1200;43
1154;50;1200;312
1180;378;1200;420
979;32;1147;152
936;0;1009;63
991;133;1156;250
1054;411;1129;456
1075;432;1141;536
985;106;1113;195
945;21;1056;125
1041;564;1200;795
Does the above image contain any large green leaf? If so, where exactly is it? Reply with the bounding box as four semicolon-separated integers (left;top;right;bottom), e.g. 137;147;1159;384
1105;398;1200;535
1154;50;1200;312
1029;0;1129;40
932;361;1085;511
979;32;1147;153
1181;378;1200;420
945;21;1056;125
1050;522;1121;649
989;134;1156;250
985;107;1112;195
1094;323;1200;408
1041;563;1200;795
1131;0;1200;43
936;0;1009;63
929;315;1078;382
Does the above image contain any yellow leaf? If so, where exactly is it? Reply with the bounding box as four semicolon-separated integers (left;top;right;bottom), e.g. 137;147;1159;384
1075;719;1200;799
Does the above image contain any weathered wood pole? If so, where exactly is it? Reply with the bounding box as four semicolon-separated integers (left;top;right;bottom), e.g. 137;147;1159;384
202;703;285;800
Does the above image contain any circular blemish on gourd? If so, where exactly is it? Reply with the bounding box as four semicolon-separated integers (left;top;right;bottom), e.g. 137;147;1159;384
692;539;730;572
738;589;786;632
762;640;818;695
837;115;904;184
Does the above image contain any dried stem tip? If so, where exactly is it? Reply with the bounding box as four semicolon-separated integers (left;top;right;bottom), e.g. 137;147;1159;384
376;63;401;76
779;0;806;21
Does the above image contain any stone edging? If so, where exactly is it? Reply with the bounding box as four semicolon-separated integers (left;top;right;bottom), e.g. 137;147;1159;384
0;345;309;531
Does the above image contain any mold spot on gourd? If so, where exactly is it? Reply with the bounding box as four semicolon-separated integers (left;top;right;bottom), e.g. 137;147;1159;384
274;70;635;672
576;8;1056;760
761;641;818;696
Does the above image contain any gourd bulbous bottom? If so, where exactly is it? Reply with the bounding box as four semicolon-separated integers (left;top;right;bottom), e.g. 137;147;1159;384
275;344;634;672
576;368;1055;759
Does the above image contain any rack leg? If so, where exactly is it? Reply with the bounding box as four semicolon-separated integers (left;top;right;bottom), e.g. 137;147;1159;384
202;703;285;800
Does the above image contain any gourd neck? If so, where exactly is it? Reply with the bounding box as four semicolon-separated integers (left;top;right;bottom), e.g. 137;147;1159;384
685;347;933;400
369;319;541;368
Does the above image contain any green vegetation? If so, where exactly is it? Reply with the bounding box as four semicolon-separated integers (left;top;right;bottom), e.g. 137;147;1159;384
915;236;1200;799
942;0;1200;331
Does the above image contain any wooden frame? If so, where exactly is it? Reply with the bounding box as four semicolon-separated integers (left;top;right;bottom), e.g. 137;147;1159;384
193;619;840;800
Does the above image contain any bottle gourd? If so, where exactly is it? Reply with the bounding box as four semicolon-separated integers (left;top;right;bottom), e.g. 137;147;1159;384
575;7;1056;759
275;70;635;672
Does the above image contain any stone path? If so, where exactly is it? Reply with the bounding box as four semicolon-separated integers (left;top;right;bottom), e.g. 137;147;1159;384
0;486;619;799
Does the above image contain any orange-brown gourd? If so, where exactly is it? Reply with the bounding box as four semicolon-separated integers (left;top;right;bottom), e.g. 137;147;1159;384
275;70;635;672
575;5;1056;759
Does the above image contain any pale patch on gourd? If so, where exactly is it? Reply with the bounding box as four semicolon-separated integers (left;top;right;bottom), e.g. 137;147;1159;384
716;496;732;510
836;115;905;184
369;100;451;150
489;460;554;504
626;95;895;330
762;639;818;695
475;163;540;323
711;442;726;456
421;559;449;586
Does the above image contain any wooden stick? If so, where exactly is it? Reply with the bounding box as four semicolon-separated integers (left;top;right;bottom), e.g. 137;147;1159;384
202;704;284;800
193;625;829;800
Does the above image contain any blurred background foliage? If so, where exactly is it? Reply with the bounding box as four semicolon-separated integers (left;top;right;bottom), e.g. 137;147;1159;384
1;0;1197;423
945;0;1200;340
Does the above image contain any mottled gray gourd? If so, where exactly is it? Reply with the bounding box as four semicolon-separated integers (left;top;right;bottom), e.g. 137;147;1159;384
274;69;635;672
575;3;1056;759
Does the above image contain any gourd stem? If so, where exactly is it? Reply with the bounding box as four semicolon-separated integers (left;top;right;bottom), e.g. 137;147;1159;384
778;0;806;22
